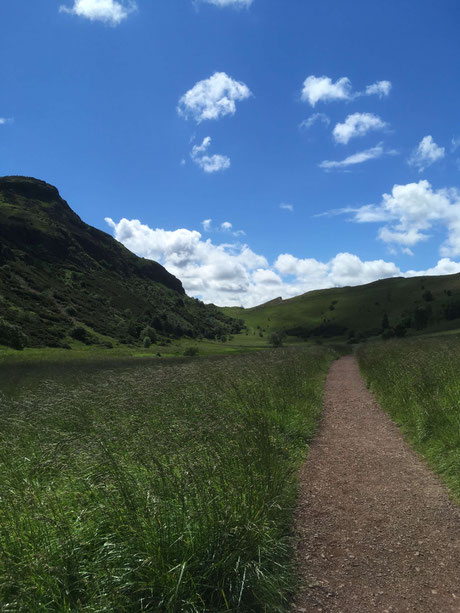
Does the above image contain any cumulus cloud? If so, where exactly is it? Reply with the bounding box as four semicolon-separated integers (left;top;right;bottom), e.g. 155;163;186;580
343;180;460;256
332;113;387;145
365;80;392;97
319;144;387;170
105;216;460;307
59;0;136;24
190;137;231;173
301;76;352;107
199;0;253;6
178;72;252;122
408;135;445;172
301;76;392;107
299;113;330;130
280;203;294;212
202;219;212;232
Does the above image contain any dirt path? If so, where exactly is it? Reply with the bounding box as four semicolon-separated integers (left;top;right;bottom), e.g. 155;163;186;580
293;355;460;613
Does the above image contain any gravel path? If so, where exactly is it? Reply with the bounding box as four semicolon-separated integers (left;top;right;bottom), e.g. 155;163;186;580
293;355;460;613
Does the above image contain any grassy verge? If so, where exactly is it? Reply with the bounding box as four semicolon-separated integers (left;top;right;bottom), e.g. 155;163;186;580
357;336;460;502
0;346;335;611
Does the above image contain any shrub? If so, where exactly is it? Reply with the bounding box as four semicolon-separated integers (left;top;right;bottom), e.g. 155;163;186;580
143;336;151;348
70;326;95;345
184;346;199;356
140;326;157;344
269;331;285;348
0;318;27;350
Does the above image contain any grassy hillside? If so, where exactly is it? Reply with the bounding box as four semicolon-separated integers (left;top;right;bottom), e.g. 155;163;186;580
223;274;460;343
0;176;242;349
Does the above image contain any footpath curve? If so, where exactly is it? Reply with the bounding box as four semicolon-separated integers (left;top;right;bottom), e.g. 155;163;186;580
293;355;460;613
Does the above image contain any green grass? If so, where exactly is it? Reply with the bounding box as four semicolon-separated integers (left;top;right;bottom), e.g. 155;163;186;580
357;336;460;502
0;346;335;611
223;274;460;342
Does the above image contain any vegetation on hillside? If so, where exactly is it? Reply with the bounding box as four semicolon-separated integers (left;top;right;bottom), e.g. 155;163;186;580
357;337;460;501
0;176;243;350
0;346;335;611
224;274;460;343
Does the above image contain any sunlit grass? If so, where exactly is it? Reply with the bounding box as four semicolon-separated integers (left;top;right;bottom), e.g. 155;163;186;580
0;346;334;611
357;337;460;502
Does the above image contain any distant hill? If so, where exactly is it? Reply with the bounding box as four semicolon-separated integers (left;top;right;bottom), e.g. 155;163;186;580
0;176;243;349
223;274;460;343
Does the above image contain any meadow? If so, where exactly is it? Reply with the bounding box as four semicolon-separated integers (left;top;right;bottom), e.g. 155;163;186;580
0;346;335;612
357;336;460;502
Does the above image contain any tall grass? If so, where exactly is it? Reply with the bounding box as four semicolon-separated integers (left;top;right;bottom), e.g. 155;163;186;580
0;346;334;611
357;337;460;502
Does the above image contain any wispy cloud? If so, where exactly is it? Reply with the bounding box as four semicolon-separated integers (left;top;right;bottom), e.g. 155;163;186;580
299;113;330;130
280;203;294;212
190;137;231;173
198;0;253;7
451;136;460;153
408;135;445;172
319;144;391;171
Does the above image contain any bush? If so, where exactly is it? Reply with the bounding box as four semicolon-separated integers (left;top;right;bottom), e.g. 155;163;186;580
140;326;157;344
184;346;199;356
143;336;151;348
269;331;285;348
70;326;95;345
0;318;27;350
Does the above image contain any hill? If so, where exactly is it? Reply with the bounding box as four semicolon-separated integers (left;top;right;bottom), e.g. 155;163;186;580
223;274;460;343
0;176;243;349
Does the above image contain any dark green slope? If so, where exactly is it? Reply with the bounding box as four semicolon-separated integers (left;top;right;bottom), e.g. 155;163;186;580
224;274;460;342
0;176;242;348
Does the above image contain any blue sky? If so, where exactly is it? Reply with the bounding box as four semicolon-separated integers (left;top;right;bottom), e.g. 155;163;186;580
1;0;460;306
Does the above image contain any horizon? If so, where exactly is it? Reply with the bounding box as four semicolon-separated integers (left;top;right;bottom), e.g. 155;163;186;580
1;0;460;307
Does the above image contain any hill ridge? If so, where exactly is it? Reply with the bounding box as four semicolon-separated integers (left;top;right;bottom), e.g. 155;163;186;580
0;176;242;348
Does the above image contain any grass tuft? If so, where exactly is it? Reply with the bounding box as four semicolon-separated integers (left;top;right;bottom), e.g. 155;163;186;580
0;346;334;611
357;336;460;502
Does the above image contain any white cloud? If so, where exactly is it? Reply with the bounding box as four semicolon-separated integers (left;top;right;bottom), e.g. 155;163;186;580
190;136;231;173
199;0;253;6
405;258;460;277
105;215;460;307
408;135;445;172
365;80;392;97
333;113;387;145
452;137;460;153
202;219;212;232
221;221;233;231
178;72;252;122
299;113;330;130
301;76;352;107
319;144;386;170
280;203;294;212
301;75;392;107
59;0;136;25
343;180;460;256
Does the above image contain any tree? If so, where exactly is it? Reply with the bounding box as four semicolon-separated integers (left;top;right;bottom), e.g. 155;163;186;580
381;312;390;330
143;336;151;348
269;331;285;348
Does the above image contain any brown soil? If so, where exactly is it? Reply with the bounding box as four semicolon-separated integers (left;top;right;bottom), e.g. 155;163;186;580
293;355;460;613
